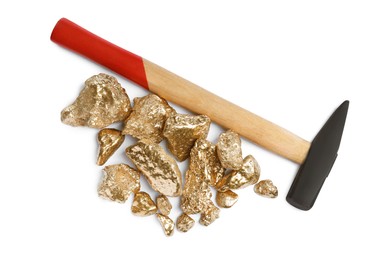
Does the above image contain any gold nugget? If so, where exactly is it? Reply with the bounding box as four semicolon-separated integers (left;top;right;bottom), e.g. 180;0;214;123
131;192;158;216
216;190;239;208
196;139;225;187
216;155;260;192
126;140;182;197
98;164;140;203
156;195;172;215
254;180;278;198
181;170;211;214
180;141;215;214
122;94;175;143
156;214;174;236
176;213;195;232
97;128;125;166
163;114;211;161
216;130;243;170
61;73;131;128
199;202;220;226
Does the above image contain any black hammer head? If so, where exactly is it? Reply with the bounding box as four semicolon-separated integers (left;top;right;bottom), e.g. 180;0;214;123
286;101;349;210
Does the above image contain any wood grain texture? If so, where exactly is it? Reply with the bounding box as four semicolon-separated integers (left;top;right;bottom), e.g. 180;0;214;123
143;59;310;164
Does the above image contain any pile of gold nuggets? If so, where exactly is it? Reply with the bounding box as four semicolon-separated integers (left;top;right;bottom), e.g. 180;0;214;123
61;73;278;236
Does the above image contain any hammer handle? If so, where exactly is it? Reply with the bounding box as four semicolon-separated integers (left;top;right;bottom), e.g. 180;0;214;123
51;18;310;164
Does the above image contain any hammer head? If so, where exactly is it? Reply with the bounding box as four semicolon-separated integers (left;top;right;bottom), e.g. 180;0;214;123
286;101;349;210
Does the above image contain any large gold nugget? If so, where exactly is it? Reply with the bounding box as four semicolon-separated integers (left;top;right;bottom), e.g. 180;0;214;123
126;141;182;197
122;94;176;143
61;73;131;128
180;140;215;214
131;192;158;216
97;129;125;166
254;180;278;198
199;202;220;226
156;195;172;215
216;155;260;192
98;164;140;203
216;190;238;208
156;214;174;236
176;213;195;232
216;130;243;170
163;114;211;161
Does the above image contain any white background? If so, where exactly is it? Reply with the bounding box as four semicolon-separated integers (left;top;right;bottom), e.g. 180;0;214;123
1;1;375;259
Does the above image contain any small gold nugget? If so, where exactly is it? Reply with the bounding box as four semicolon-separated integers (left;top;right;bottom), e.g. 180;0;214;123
98;164;140;203
216;155;260;192
195;139;225;187
97;128;125;166
156;195;172;215
183;139;224;187
216;190;238;208
181;170;211;214
126;140;182;197
199;202;220;226
61;73;131;128
181;141;215;214
156;214;174;236
122;94;175;143
216;130;243;170
163;114;211;161
131;192;158;216
254;180;278;198
176;213;195;232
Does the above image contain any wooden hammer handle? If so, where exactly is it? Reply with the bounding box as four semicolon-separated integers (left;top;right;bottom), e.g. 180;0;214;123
51;18;310;164
144;60;310;163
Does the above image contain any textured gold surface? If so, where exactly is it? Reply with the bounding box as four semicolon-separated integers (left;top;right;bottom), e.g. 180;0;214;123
199;202;220;226
254;180;278;198
216;190;238;208
163;114;211;161
131;192;158;216
98;164;140;203
176;213;195;232
126;140;182;197
61;73;131;128
197;139;225;187
216;130;243;170
216;155;260;192
156;195;172;215
156;213;174;236
96;128;125;166
180;140;215;214
122;94;175;143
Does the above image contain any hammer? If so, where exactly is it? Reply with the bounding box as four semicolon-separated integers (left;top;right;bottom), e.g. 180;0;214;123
51;18;349;210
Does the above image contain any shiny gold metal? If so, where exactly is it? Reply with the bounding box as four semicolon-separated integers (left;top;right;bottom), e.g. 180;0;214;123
216;155;260;192
181;169;211;214
176;213;195;232
61;73;131;128
98;164;140;203
163;114;211;161
254;180;278;198
180;140;216;214
131;192;158;216
156;194;172;215
96;128;125;166
216;190;238;208
126;140;182;197
196;139;225;187
156;213;174;236
199;202;220;226
216;130;243;170
122;94;175;143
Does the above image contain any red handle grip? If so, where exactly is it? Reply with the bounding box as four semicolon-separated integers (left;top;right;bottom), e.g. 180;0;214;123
50;18;149;89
